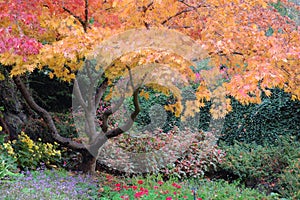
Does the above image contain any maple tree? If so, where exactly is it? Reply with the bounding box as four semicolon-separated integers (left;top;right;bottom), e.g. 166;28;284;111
0;0;299;173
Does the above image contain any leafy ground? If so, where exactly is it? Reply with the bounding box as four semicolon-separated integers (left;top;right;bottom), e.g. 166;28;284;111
0;169;279;200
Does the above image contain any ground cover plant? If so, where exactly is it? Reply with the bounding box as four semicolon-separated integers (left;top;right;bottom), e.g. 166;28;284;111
0;169;275;200
0;169;99;199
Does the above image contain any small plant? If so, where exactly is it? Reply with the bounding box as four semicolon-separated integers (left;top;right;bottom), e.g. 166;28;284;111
0;135;19;179
3;132;61;170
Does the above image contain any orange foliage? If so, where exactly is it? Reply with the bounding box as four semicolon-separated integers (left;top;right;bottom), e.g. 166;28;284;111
0;0;299;118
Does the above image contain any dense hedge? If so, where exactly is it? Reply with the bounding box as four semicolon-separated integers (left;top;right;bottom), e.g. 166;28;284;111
220;88;300;145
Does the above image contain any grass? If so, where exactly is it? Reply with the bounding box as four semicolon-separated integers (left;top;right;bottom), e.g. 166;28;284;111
0;168;278;200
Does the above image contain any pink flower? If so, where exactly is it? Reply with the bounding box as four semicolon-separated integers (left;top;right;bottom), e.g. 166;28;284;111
183;196;188;199
153;185;159;190
166;197;172;200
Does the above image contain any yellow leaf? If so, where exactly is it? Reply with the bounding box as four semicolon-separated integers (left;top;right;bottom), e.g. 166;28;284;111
140;90;150;100
0;73;5;81
112;1;118;8
291;95;297;101
264;89;272;97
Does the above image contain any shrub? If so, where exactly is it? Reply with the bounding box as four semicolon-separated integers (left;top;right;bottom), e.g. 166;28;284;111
278;158;300;199
3;132;61;170
97;127;196;174
97;127;225;178
160;131;226;179
220;136;300;194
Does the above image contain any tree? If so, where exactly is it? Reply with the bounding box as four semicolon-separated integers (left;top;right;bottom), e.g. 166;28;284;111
0;0;299;173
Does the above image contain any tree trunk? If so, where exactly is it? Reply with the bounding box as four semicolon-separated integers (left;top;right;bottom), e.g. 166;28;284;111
80;149;97;174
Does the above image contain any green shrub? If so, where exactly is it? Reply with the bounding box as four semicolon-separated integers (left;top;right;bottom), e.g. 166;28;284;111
278;158;300;199
182;179;276;200
3;132;61;170
220;136;300;194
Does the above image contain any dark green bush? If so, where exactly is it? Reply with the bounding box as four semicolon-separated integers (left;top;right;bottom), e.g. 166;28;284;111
220;135;300;196
278;158;300;199
220;88;300;145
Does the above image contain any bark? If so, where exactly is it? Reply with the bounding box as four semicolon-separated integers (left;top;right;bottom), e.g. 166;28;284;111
80;149;97;174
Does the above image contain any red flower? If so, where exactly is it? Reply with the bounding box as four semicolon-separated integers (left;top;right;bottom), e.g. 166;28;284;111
183;196;188;199
113;187;121;191
171;183;181;189
166;197;172;200
115;183;121;187
197;198;203;200
120;195;129;200
132;185;138;190
153;185;159;190
134;192;143;198
157;180;164;185
123;185;129;190
162;190;169;194
106;175;113;181
137;180;144;184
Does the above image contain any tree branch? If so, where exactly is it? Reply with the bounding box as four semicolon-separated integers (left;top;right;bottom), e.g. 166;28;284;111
73;79;88;112
85;0;89;32
63;7;86;31
13;75;85;150
161;0;210;25
105;87;140;138
94;77;109;108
